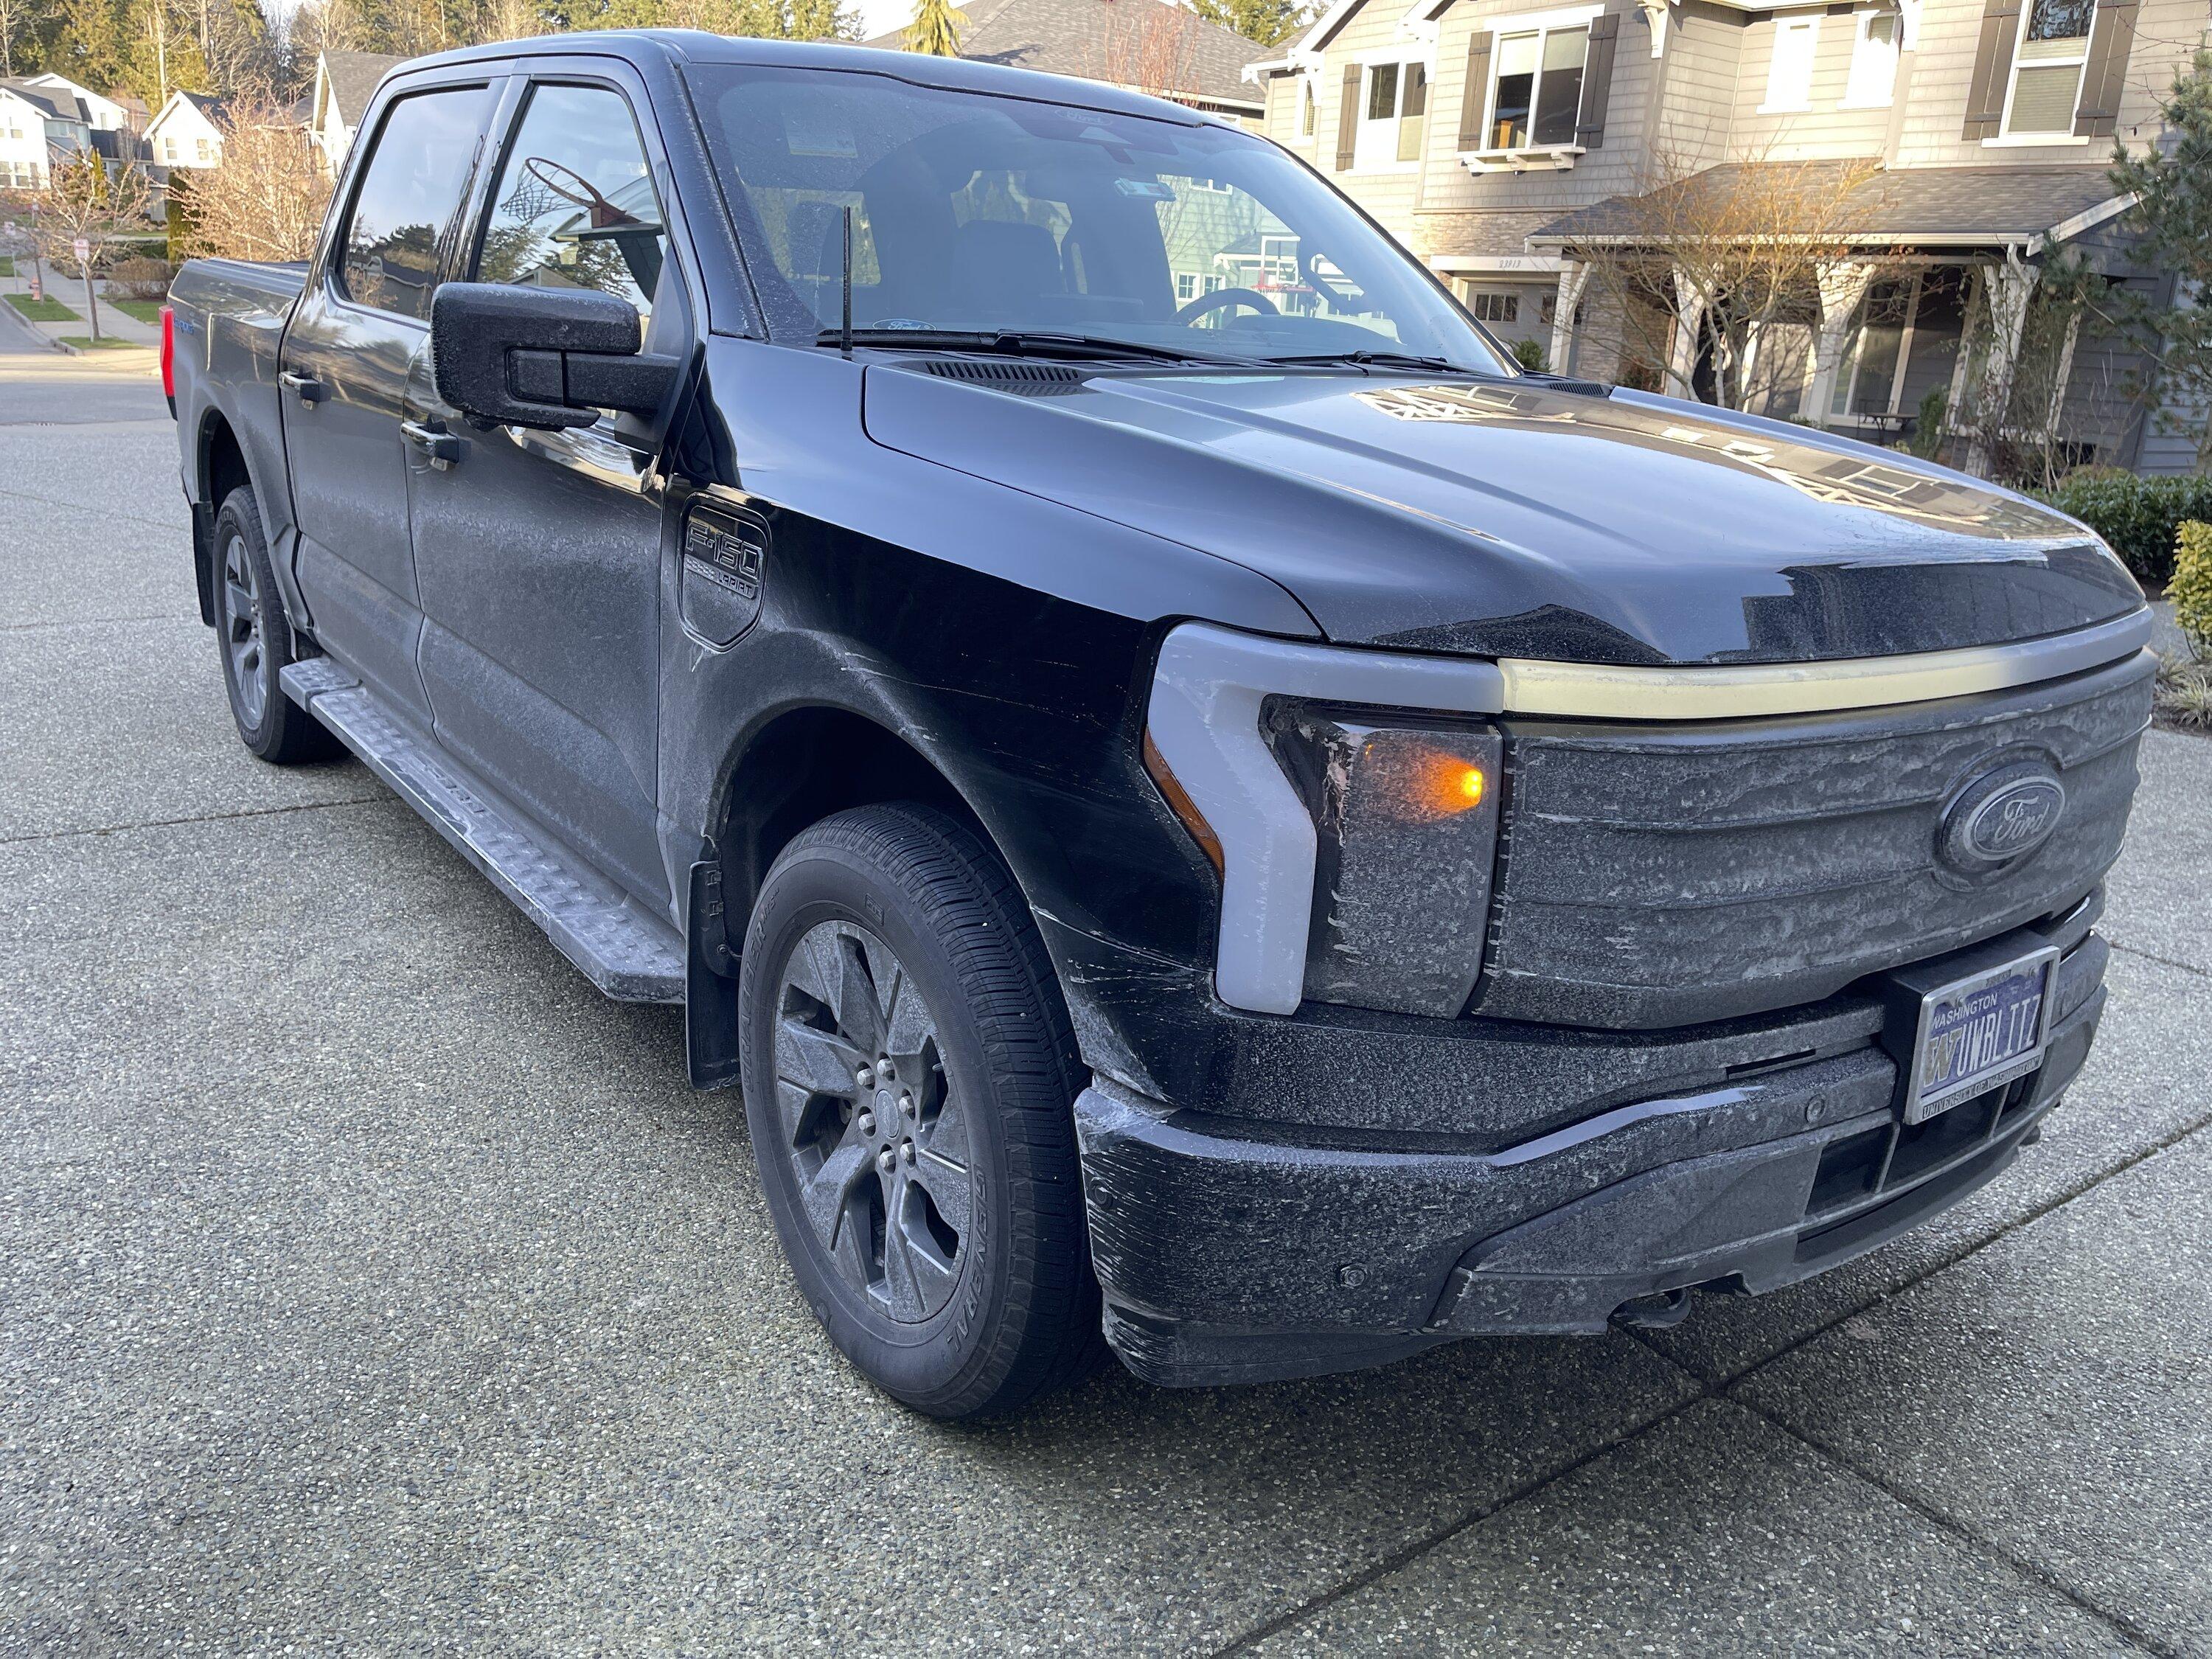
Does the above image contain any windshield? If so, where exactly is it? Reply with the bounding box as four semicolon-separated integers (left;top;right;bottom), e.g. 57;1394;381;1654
688;63;1511;370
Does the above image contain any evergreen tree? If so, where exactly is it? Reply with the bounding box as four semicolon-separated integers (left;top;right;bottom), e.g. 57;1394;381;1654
1189;0;1308;49
2109;51;2212;466
902;0;964;56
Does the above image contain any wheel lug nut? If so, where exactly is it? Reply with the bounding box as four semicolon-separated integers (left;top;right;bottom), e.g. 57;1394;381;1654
855;1065;875;1090
899;1091;917;1120
878;1058;895;1081
857;1111;876;1137
877;1149;896;1174
901;1141;916;1164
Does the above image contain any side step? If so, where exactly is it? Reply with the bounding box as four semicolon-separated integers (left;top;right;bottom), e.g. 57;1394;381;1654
282;659;686;1004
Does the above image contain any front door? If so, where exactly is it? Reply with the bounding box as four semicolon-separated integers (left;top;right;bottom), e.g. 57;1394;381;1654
281;80;495;728
406;77;682;909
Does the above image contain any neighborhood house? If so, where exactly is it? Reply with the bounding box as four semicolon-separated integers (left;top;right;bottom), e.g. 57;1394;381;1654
1248;0;2208;473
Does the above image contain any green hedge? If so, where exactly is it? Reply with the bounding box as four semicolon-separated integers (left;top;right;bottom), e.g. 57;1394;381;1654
2031;473;2212;587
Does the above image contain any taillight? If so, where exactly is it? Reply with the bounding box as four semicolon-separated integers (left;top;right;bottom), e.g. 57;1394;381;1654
159;305;175;408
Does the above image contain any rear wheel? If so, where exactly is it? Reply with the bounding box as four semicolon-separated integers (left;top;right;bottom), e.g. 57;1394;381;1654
738;804;1102;1418
212;487;338;765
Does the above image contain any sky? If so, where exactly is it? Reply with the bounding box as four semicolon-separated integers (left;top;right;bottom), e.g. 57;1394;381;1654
855;0;914;39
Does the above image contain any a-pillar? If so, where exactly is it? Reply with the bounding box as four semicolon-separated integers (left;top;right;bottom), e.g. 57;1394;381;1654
1804;260;1877;427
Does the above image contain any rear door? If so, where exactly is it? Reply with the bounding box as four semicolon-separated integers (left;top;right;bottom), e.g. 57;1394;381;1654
406;69;690;908
281;77;497;727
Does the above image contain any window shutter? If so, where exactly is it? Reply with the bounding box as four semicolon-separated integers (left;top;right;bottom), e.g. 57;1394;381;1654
1456;32;1495;150
1337;63;1363;169
1576;12;1621;150
2073;0;2140;136
1961;0;2022;140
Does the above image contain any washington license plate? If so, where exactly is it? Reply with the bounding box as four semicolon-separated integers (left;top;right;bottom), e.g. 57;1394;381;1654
1901;947;2058;1124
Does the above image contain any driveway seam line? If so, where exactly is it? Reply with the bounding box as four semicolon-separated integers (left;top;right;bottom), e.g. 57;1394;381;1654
1203;1392;1708;1657
2104;938;2212;981
0;485;180;528
2;613;192;634
1674;1107;2212;1392
1729;1397;2180;1657
0;795;390;847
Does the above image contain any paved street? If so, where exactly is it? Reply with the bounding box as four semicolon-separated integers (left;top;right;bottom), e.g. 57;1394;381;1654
4;337;2209;1655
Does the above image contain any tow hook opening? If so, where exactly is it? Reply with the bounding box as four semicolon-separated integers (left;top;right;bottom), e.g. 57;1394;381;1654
1610;1287;1694;1331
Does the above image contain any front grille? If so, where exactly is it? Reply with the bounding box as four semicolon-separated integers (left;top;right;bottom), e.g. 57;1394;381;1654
1475;650;2152;1029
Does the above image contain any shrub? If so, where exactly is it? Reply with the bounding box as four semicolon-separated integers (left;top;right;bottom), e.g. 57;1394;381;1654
2173;521;2212;661
1511;337;1548;372
2155;657;2212;731
106;256;173;301
2031;472;2212;587
1905;386;1947;460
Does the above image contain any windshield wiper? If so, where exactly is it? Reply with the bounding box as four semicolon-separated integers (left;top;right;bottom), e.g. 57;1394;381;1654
816;327;1255;366
1262;349;1480;373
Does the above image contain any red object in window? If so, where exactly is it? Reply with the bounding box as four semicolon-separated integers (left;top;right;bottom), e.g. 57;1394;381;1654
159;305;175;402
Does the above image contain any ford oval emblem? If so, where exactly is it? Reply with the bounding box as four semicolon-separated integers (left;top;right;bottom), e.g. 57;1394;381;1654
1940;764;2066;875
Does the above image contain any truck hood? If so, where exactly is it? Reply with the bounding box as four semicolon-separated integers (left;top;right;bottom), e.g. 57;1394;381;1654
860;365;2143;667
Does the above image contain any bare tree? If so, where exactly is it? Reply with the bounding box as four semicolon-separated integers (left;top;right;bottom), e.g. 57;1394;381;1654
1571;145;1883;415
180;92;333;262
1;150;158;341
1104;0;1200;102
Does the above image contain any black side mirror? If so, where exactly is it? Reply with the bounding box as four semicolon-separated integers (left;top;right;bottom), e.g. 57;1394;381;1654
431;282;680;431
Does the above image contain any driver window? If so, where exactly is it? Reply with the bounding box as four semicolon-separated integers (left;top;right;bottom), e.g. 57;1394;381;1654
475;83;668;319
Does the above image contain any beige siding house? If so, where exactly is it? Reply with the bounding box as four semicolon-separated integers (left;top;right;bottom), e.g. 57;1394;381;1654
1251;0;2211;474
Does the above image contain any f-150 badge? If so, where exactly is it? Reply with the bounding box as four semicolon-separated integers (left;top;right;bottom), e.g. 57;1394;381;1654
681;503;768;649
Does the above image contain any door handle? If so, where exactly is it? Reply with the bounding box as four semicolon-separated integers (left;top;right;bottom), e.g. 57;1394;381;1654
401;420;462;471
278;369;325;406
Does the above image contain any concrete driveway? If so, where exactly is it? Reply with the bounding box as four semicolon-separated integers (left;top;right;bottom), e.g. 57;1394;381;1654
4;338;2209;1656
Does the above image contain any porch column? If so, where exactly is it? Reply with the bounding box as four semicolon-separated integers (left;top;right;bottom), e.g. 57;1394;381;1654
1804;260;1877;428
1551;260;1590;375
1666;266;1707;398
1963;248;2039;477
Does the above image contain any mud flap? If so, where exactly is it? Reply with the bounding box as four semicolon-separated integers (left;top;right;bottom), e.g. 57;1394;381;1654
686;859;742;1091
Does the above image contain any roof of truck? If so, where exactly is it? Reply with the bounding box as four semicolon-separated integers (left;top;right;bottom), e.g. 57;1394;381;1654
394;29;1217;126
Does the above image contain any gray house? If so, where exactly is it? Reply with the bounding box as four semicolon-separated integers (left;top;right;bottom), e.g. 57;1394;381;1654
1250;0;2210;476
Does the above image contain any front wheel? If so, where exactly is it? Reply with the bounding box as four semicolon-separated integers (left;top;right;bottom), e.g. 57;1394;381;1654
737;804;1102;1418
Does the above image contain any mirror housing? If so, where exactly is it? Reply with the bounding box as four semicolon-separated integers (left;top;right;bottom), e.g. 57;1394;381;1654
431;282;680;431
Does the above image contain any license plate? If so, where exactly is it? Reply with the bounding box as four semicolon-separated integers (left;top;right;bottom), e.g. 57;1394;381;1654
1900;947;2057;1124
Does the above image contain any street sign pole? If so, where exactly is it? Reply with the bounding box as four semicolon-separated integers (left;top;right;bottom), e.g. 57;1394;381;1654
74;237;100;342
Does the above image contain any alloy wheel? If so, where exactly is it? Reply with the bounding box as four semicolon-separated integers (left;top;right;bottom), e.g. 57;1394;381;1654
221;531;267;727
773;919;972;1324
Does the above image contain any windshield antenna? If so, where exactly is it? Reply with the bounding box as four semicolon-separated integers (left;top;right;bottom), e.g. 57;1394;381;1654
840;206;855;358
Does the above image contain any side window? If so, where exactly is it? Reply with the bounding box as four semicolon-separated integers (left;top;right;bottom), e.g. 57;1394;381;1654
475;84;668;319
339;86;492;321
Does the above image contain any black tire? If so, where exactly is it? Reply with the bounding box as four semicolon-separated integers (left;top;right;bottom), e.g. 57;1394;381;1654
211;487;340;765
738;803;1104;1418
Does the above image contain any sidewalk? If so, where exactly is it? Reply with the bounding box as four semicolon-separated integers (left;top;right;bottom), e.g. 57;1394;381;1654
1;252;163;368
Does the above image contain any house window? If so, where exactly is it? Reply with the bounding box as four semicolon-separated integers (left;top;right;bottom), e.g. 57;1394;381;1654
1175;271;1229;304
1761;14;1821;114
1489;25;1589;150
1300;77;1317;138
1843;9;1900;106
2005;0;2093;134
194;136;211;161
1356;60;1428;167
1471;291;1519;323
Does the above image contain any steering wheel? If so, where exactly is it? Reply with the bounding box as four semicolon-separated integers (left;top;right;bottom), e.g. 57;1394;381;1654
1175;286;1279;327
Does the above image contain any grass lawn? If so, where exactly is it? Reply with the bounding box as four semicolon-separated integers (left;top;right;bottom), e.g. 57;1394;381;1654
59;334;140;350
7;293;81;322
0;255;14;276
110;299;166;325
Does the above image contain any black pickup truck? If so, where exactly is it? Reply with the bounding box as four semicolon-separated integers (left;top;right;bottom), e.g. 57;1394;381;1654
166;30;2154;1417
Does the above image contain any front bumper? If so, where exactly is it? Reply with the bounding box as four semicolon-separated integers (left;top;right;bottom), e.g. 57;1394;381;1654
1076;908;2109;1388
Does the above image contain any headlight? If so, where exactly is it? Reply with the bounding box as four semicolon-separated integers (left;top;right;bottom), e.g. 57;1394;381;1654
1266;706;1501;1018
1144;622;1506;1016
